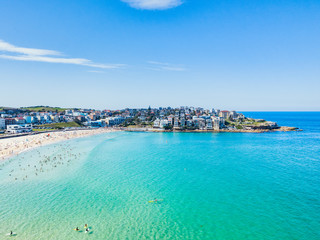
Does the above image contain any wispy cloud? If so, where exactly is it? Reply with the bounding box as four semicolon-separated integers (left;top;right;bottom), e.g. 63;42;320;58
0;39;124;69
148;61;186;71
121;0;183;10
87;70;104;73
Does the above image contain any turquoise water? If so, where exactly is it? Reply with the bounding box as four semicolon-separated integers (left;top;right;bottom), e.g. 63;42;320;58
0;112;320;239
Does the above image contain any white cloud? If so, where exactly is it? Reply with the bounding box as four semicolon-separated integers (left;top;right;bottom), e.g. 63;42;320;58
0;39;123;69
0;40;61;56
121;0;183;10
87;70;104;73
148;61;186;71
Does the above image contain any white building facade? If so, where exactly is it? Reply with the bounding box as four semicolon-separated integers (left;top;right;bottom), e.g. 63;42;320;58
6;124;33;134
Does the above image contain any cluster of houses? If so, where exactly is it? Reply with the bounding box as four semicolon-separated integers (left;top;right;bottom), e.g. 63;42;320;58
152;107;244;130
0;106;249;134
0;108;127;134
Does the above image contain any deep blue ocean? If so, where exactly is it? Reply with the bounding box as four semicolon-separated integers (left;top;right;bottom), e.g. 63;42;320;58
0;112;319;239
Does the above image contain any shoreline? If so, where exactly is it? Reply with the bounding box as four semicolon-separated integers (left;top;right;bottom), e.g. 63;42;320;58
0;128;119;163
121;126;300;133
0;126;300;162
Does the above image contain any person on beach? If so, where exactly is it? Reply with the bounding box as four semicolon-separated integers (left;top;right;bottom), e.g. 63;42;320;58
10;231;13;236
84;224;88;228
75;227;79;231
85;228;89;233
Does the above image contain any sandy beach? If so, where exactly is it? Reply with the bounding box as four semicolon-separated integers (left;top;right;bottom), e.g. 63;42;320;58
0;128;118;162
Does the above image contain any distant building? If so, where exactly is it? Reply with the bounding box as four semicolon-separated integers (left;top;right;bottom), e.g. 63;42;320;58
206;119;213;129
91;120;106;128
153;118;161;128
0;118;5;129
180;118;186;128
167;116;174;125
186;120;193;128
15;117;26;125
199;115;211;120
53;115;60;123
5;118;16;126
160;119;169;128
229;111;238;120
76;115;86;122
193;117;206;129
6;124;32;134
213;117;225;130
199;119;206;129
1;113;12;118
173;119;179;129
24;116;33;124
104;117;125;126
219;110;230;119
43;115;52;123
65;110;73;116
72;111;81;117
89;114;97;121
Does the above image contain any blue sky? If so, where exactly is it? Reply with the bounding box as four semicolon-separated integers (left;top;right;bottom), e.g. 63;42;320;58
0;0;319;110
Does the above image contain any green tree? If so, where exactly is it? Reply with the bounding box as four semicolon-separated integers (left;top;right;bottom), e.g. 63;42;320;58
163;125;173;130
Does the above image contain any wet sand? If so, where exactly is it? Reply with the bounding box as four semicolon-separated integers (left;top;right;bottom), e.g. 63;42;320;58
0;128;119;162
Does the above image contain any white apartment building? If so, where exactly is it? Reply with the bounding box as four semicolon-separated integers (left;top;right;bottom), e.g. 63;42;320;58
219;111;230;119
104;117;125;126
153;119;161;128
206;119;213;129
213;117;225;130
160;119;169;128
6;124;33;134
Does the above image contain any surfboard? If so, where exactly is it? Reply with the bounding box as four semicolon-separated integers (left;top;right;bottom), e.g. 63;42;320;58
5;232;17;236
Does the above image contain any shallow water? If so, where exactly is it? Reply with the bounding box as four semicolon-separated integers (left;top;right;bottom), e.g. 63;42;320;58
0;112;320;239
